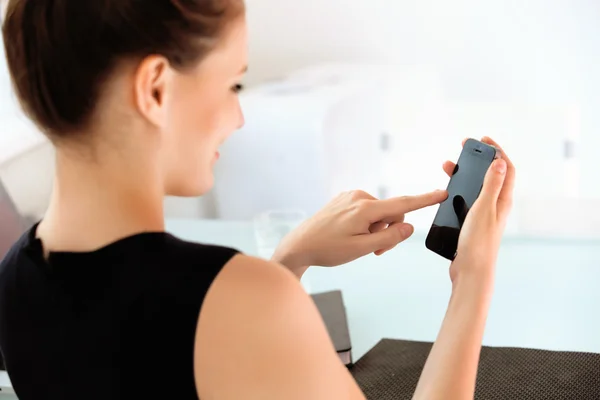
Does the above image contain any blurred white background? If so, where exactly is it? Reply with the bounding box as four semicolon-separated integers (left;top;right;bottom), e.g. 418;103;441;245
1;0;599;239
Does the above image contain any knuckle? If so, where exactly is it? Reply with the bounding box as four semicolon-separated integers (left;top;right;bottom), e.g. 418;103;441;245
354;199;371;214
349;190;368;201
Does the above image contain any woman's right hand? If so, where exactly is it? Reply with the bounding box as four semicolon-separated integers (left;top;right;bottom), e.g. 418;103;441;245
445;136;516;285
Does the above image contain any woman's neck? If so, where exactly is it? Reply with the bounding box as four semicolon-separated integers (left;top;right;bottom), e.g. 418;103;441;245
37;147;165;254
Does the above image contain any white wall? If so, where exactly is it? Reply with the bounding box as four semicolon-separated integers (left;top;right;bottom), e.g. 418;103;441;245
245;0;600;198
247;0;600;101
2;0;600;221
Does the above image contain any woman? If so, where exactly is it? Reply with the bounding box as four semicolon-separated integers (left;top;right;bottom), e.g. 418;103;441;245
0;0;514;399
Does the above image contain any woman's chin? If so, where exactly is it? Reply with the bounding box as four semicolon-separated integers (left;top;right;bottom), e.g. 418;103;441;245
165;174;214;198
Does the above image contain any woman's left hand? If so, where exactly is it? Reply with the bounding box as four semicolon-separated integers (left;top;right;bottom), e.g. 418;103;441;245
272;188;448;278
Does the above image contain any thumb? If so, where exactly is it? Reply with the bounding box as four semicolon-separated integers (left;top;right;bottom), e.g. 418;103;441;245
358;222;414;255
478;159;507;206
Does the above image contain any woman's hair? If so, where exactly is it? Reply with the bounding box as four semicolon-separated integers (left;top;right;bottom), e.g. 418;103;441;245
2;0;244;139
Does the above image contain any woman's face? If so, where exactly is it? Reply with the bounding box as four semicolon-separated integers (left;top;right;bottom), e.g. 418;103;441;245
159;18;248;197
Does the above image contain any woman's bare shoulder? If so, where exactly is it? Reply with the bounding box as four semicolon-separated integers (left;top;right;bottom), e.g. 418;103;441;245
193;254;364;400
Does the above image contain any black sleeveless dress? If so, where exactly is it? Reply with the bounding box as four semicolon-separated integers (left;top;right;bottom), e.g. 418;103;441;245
0;224;238;399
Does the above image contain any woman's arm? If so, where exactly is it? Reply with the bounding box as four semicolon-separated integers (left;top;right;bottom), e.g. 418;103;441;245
270;252;308;279
413;271;493;399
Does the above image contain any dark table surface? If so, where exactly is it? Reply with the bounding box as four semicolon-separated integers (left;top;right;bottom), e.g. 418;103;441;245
350;339;600;399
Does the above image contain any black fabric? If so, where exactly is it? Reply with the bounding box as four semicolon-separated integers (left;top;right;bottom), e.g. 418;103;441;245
0;224;238;399
351;339;600;399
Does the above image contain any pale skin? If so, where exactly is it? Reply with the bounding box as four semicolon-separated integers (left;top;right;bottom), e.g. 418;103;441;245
36;15;515;400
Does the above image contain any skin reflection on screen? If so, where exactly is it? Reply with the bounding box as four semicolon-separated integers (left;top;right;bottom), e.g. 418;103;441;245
429;195;470;260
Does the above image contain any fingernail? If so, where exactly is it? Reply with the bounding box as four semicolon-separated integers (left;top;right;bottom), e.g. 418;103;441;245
495;160;507;174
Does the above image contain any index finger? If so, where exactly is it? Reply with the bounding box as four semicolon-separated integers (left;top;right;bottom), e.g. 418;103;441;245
481;137;515;203
367;190;448;222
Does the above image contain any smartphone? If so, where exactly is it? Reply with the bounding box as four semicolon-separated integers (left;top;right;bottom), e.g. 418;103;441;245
425;139;498;260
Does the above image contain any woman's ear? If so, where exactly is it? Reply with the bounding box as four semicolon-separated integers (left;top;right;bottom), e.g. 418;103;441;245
133;55;171;128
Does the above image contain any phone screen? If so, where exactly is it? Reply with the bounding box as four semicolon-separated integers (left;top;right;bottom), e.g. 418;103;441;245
425;139;497;260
